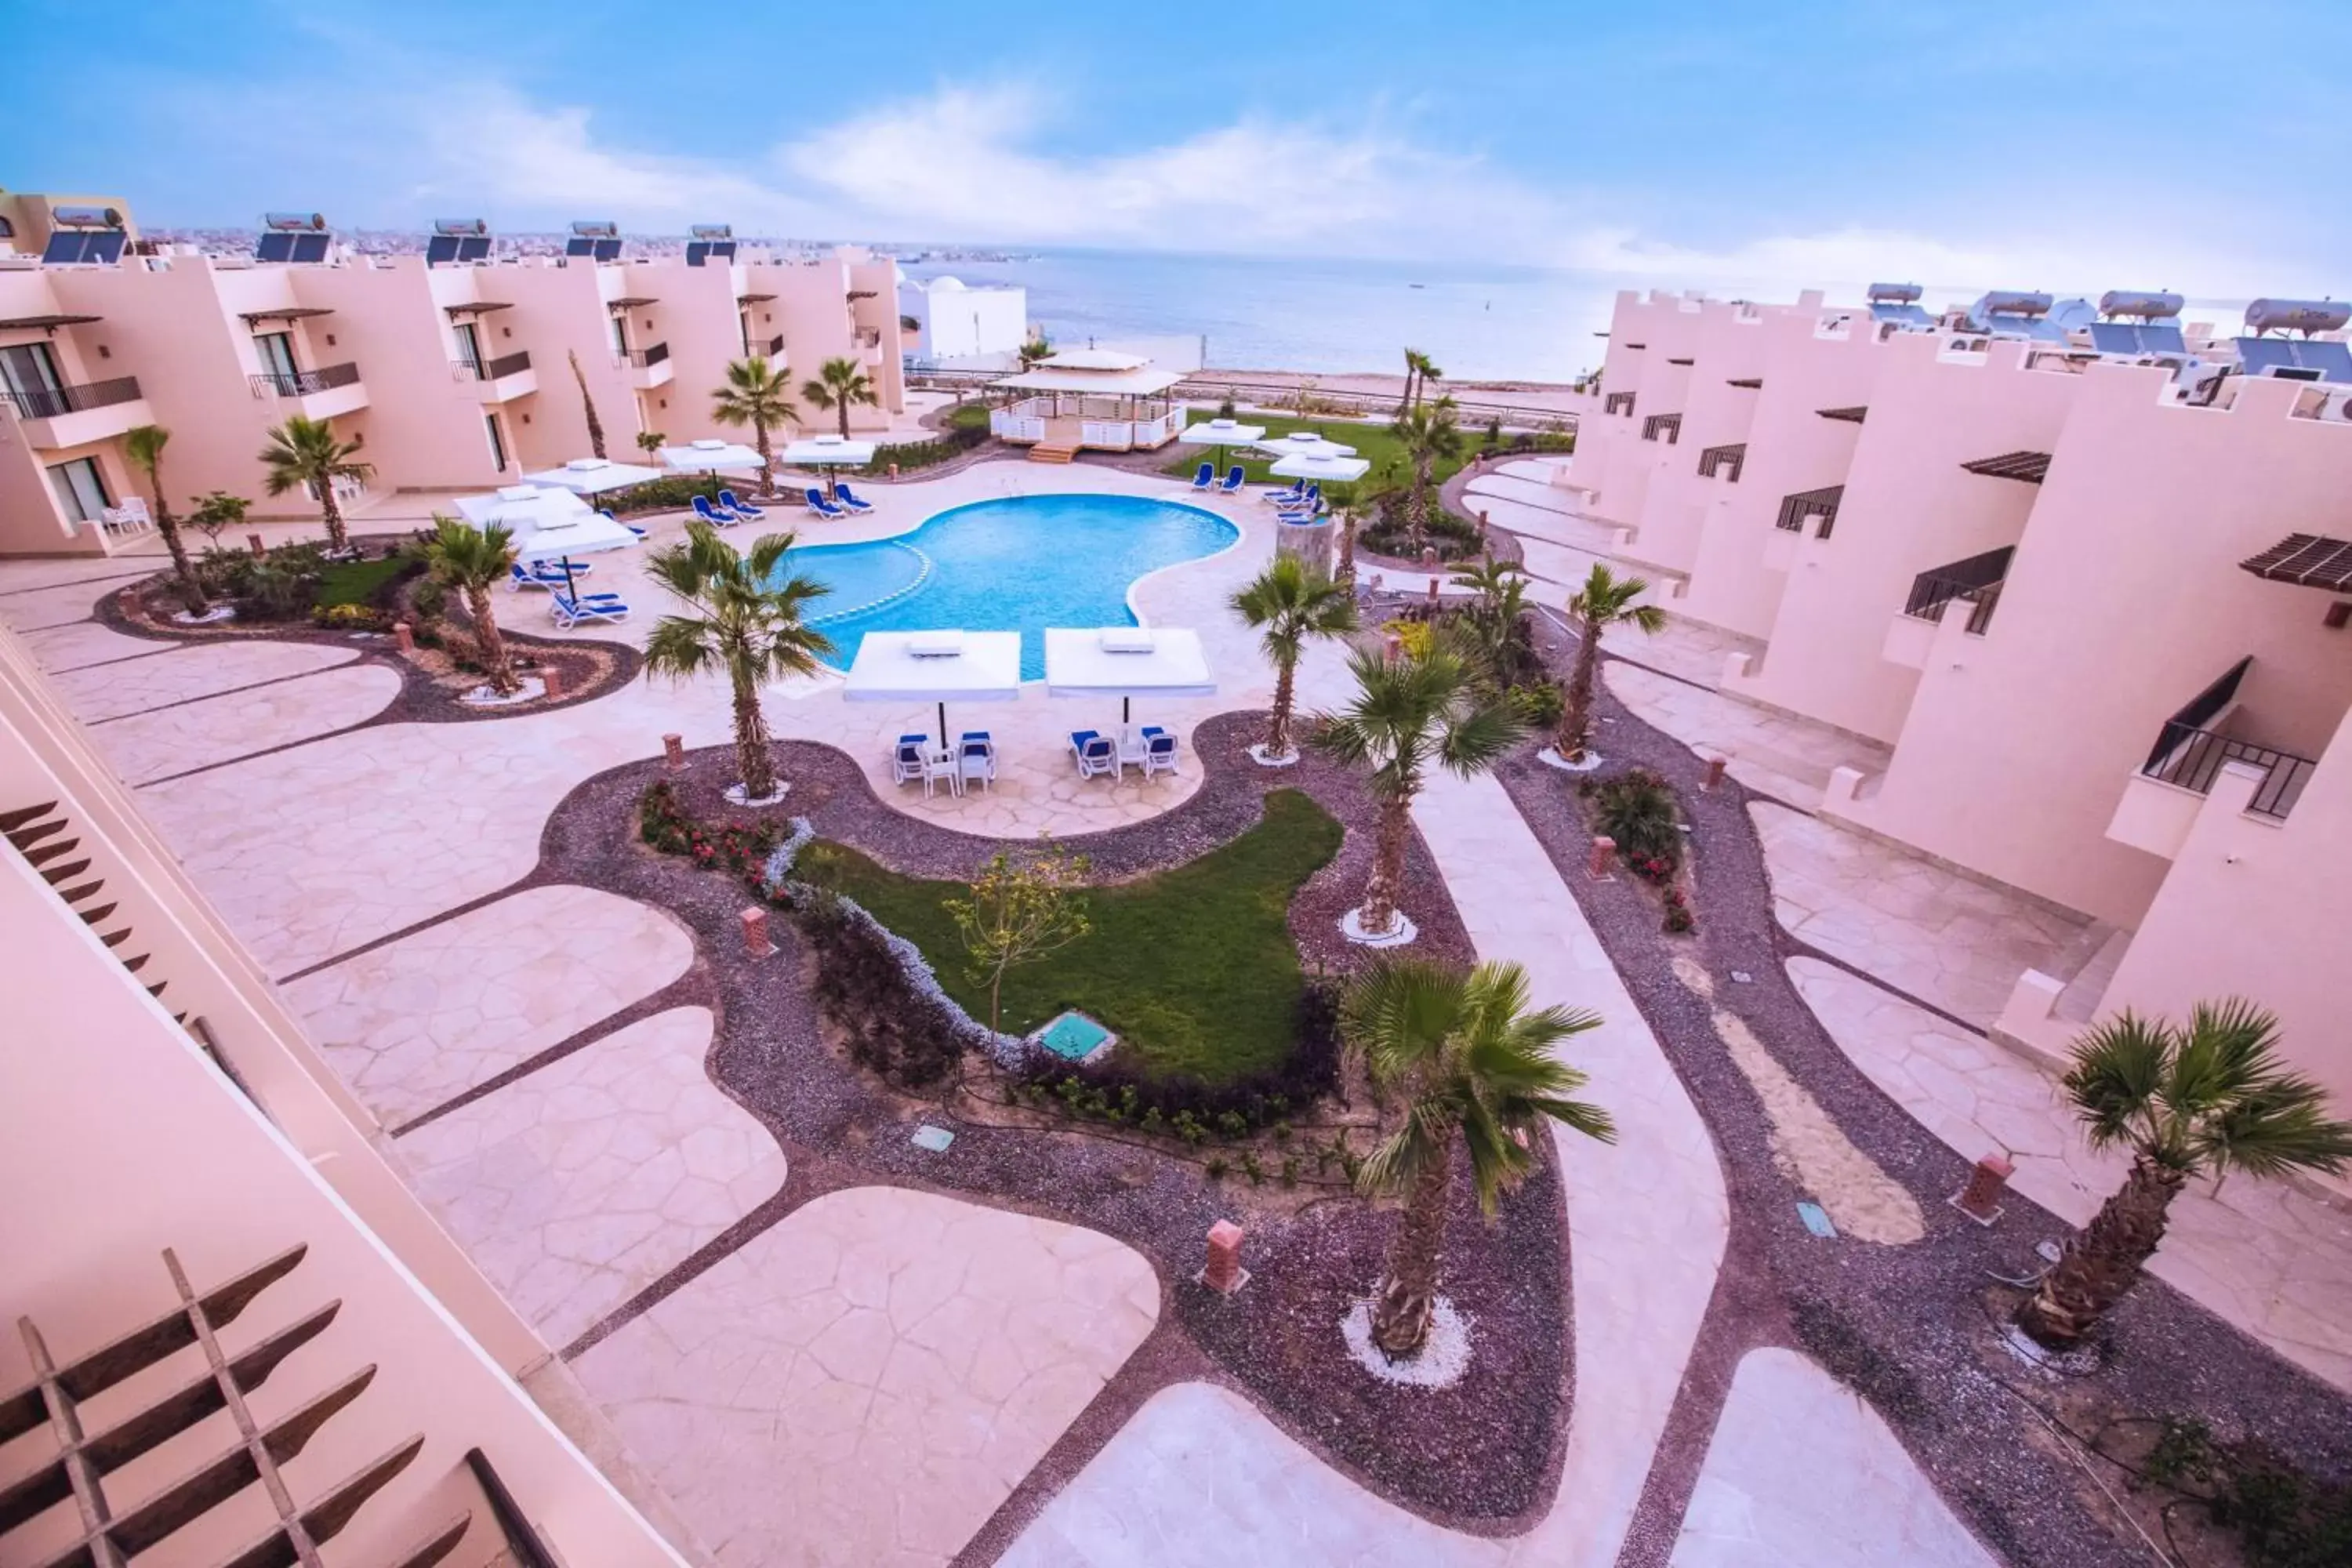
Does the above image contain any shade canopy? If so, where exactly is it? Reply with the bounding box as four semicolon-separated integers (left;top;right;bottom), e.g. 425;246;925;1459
782;435;878;466
991;365;1186;396
1253;431;1359;462
1269;452;1371;483
523;456;664;495
659;439;764;475
1043;627;1215;701
843;631;1023;704
1177;418;1269;446
455;485;638;562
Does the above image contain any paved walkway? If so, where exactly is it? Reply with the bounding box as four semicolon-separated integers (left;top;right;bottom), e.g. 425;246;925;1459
1603;662;1889;812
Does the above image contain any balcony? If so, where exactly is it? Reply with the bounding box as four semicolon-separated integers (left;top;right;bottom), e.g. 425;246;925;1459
246;361;368;419
2107;657;2321;858
1886;546;2011;666
2;376;153;448
455;348;536;402
614;341;672;389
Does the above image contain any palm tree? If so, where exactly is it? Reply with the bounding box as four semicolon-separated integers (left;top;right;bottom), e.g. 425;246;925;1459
634;430;667;459
1449;554;1533;681
1232;556;1357;763
122;424;207;615
421;516;521;695
641;523;833;802
1018;338;1053;370
1397;347;1421;418
1391;397;1463;555
800;355;880;441
1554;562;1664;763
710;356;797;495
1335;508;1360;588
1347;956;1614;1356
1310;638;1524;939
568;349;608;459
257;416;372;553
1410;350;1444;411
2019;1000;2352;1347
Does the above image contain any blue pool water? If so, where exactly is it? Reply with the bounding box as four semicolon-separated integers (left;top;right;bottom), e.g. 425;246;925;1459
774;494;1239;679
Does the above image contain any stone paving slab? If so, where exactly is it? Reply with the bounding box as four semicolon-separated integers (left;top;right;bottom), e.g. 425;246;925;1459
284;882;696;1127
397;1006;783;1348
11;619;178;673
1793;958;2352;1394
51;640;359;722
1604;663;1886;811
0;579;146;632
573;1186;1160;1568
100;664;401;784
1755;804;2087;1029
1668;1348;1996;1567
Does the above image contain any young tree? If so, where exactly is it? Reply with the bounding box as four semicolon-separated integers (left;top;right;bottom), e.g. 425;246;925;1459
1347;956;1614;1356
421;515;522;695
1232;555;1358;762
800;355;880;441
187;491;251;550
641;523;833;802
634;429;667;459
710;356;797;495
122;424;206;614
1310;637;1524;940
2020;1000;2352;1347
568;348;608;459
946;837;1094;1038
1390;397;1463;555
1553;562;1664;763
257;415;372;553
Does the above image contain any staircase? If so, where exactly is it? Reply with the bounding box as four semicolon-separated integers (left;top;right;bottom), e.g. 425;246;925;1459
2;800;183;1025
1027;442;1079;464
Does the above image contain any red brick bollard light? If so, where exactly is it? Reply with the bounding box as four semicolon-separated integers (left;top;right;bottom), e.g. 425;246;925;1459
662;733;685;771
1198;1220;1249;1295
391;622;415;655
1950;1153;2013;1225
740;906;776;960
1587;836;1617;882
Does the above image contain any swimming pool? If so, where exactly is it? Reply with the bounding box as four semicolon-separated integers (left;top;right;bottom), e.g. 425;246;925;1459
773;493;1240;680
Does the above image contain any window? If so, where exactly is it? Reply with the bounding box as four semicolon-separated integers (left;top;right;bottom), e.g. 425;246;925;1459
483;412;508;472
2;341;64;407
739;311;752;358
452;321;483;375
608;314;629;355
252;331;298;380
47;457;111;524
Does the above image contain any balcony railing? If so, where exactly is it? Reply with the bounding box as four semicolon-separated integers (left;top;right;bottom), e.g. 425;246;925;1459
764;333;785;356
2;376;144;421
2142;724;2316;819
249;361;361;399
1640;412;1681;444
1902;545;2013;635
612;342;670;369
1774;484;1844;537
454;349;532;381
1603;391;1636;416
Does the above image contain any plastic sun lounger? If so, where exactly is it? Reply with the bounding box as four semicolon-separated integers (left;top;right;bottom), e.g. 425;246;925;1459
718;489;765;520
1069;731;1118;779
601;508;650;541
1142;733;1179;779
804;488;848;519
1217;465;1246;494
891;740;927;786
550;593;630;629
692;495;741;528
833;483;877;514
510;562;593;590
1189;461;1216;492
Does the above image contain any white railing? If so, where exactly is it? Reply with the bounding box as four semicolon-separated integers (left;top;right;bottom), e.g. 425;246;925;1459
990;411;1047;442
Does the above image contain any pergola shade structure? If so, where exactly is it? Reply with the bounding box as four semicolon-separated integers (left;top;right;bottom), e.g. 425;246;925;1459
989;355;1187;454
1775;485;1845;538
1697;442;1746;481
1961;450;2053;484
1817;405;1868;423
2241;533;2352;592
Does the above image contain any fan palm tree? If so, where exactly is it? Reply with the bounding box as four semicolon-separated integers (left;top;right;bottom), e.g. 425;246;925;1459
122;424;206;614
1410;350;1444;410
1018;338;1053;370
2019;1000;2352;1347
1391;397;1463;554
1310;638;1524;938
421;516;521;695
641;523;833;802
800;355;880;441
1347;956;1615;1356
1397;347;1422;418
1449;554;1534;682
257;415;372;553
568;349;608;459
1335;508;1360;588
1554;562;1664;763
710;356;797;495
1232;556;1358;762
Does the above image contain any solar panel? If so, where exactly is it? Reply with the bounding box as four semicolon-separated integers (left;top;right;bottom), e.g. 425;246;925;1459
289;233;330;264
456;235;492;262
1984;315;2067;343
426;235;461;266
40;231;85;263
593;239;621;261
2299;342;2352;383
256;231;296;263
2092;321;2192;357
686;242;710;267
2238;337;2352;384
2141;324;2186;354
1871;303;1933;327
564;236;594;256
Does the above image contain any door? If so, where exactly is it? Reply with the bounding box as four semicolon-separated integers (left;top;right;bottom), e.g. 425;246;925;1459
609;314;629;356
1;341;64;413
253;331;299;387
46;456;110;524
739;310;753;358
452;321;484;376
483;412;509;473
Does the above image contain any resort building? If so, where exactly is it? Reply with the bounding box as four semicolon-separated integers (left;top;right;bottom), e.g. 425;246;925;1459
986;347;1185;460
898;274;1029;366
0;199;903;559
0;621;683;1566
1567;285;2352;1102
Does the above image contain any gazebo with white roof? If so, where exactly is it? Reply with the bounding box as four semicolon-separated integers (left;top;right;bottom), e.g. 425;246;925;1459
989;349;1188;455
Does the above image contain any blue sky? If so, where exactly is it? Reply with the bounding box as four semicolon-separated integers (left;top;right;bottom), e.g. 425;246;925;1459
9;0;2349;297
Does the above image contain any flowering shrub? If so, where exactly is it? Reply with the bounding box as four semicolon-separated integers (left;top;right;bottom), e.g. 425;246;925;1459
637;781;787;893
312;602;392;631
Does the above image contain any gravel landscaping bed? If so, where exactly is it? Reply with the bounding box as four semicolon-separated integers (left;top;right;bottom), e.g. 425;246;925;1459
528;712;1571;1529
1499;617;2352;1568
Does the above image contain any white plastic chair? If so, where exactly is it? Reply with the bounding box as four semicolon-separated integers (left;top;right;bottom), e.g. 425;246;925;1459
922;748;963;799
958;737;996;792
891;739;926;787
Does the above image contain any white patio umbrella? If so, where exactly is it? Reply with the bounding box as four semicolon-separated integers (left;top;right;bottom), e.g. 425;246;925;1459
1269;452;1373;485
523;456;664;497
456;486;633;596
659;439;765;476
843;630;1022;748
1043;626;1216;733
781;434;877;498
1175;416;1269;477
1254;430;1359;463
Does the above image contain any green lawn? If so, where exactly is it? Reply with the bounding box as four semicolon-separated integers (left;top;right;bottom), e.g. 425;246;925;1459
314;556;410;608
945;401;991;432
793;789;1344;1082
